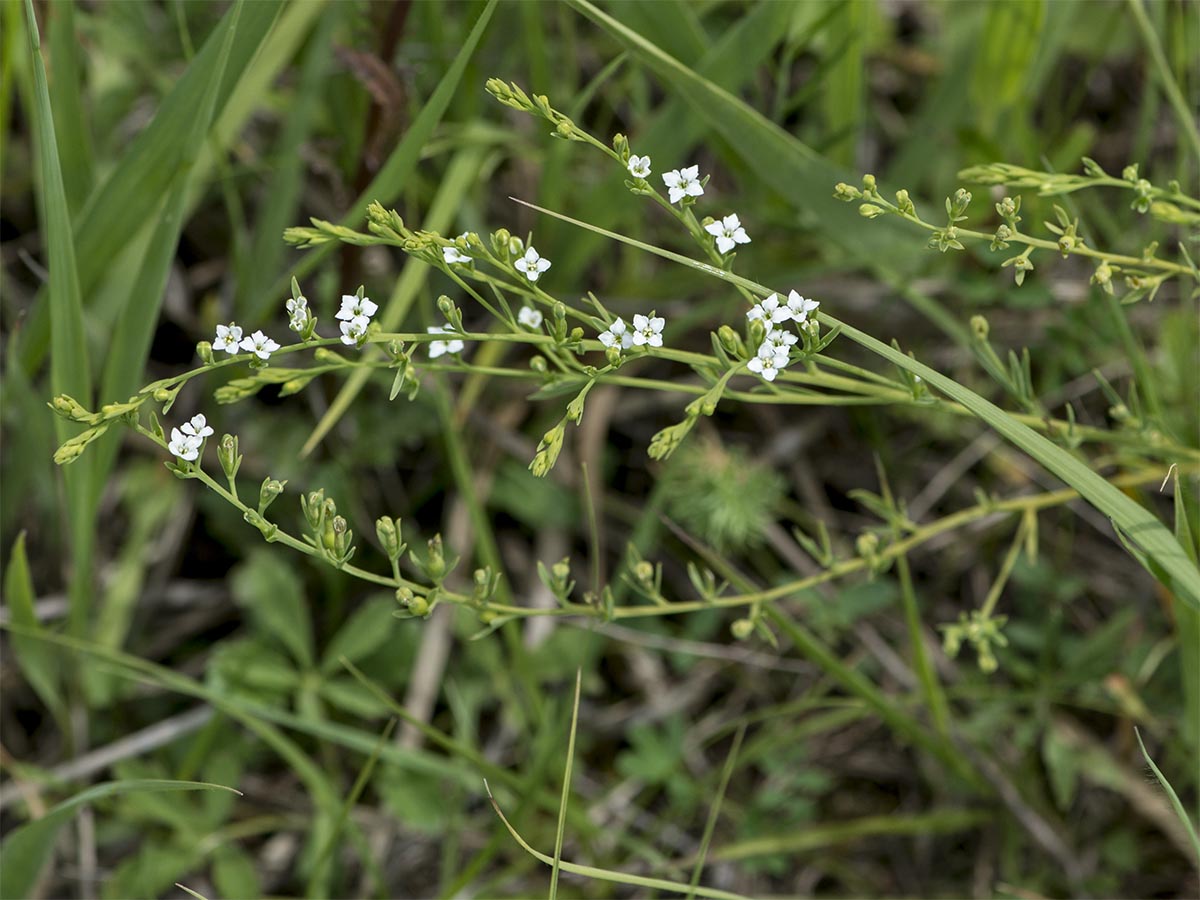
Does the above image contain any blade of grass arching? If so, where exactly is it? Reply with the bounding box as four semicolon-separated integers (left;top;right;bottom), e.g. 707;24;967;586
24;0;93;641
309;718;396;896
299;145;488;456
820;0;866;168
510;197;1200;611
45;0;93;215
549;670;582;900
564;0;917;276
610;0;709;66
0;779;239;900
238;4;339;321
273;0;497;300
15;0;284;374
4;533;67;729
1127;0;1200;163
91;0;244;505
687;724;744;899
485;781;749;900
0;0;22;169
1135;728;1200;866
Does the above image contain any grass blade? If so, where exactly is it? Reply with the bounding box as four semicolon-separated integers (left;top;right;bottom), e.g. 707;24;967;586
1134;728;1200;867
4;533;66;726
687;723;745;897
24;0;93;639
549;669;582;899
0;779;239;900
45;0;93;214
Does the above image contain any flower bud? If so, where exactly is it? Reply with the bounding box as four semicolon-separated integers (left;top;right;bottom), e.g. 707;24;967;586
530;355;548;373
218;434;241;480
634;560;655;584
425;534;446;580
833;182;862;201
376;516;403;560
861;173;877;192
196;341;215;365
1122;164;1139;182
437;295;456;319
301;489;325;529
858;203;884;219
970;315;990;341
731;618;755;640
895;189;915;216
258;477;287;514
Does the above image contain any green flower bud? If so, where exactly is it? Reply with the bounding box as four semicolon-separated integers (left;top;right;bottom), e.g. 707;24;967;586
196;341;215;365
425;534;446;580
218;434;241;480
833;182;862;202
970;315;990;341
858;203;884;219
731;618;755;640
861;173;877;192
376;516;403;560
530;355;548;373
301;489;325;529
258;477;287;514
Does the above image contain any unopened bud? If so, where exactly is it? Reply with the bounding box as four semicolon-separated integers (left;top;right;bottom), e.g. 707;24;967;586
258;477;287;514
196;341;214;365
731;618;755;640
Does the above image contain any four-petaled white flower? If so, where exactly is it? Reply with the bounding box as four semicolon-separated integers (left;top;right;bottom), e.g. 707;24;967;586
630;313;665;348
240;330;280;360
747;344;789;382
212;323;243;355
627;154;651;179
336;294;378;321
785;290;819;322
764;329;798;354
599;317;633;351
340;315;370;347
662;165;704;204
443;233;472;265
181;414;214;440
168;427;202;462
286;297;309;332
514;246;552;282
746;294;791;331
705;213;751;254
517;306;543;329
427;325;465;359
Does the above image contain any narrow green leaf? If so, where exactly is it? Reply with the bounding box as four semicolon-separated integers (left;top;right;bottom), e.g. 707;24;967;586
0;779;238;900
25;0;93;639
1135;728;1200;867
4;533;65;724
550;670;583;899
45;0;93;214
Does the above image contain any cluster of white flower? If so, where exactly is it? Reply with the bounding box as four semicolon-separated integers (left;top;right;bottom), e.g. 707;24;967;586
168;414;214;462
286;296;310;333
211;323;281;360
599;314;665;353
745;290;819;382
336;293;378;347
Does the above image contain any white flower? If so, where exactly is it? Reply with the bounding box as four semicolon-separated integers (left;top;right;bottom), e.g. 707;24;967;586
212;323;243;355
336;294;378;321
598;317;633;351
627;154;651;179
785;290;819;322
180;414;214;440
427;325;465;359
239;330;280;360
747;293;792;331
340;315;370;347
764;329;798;354
168;427;202;462
286;297;309;332
704;213;751;254
514;246;552;282
517;306;543;329
662;165;704;204
747;345;789;382
630;313;665;348
443;233;472;265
